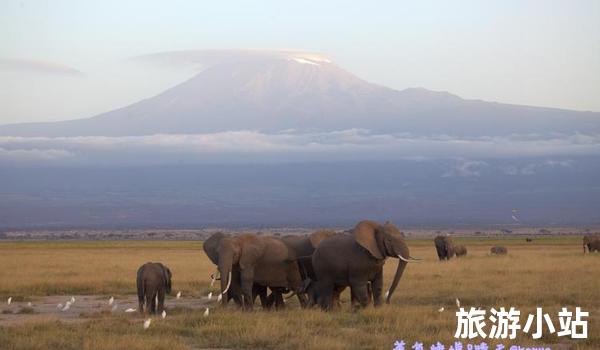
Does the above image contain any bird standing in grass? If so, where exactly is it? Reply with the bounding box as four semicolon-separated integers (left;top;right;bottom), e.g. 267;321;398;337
203;308;210;317
143;318;152;329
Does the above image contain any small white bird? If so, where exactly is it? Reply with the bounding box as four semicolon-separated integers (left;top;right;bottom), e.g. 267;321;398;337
203;308;209;317
62;302;71;311
207;292;213;300
455;298;461;308
143;318;152;329
108;296;114;305
217;294;222;302
125;308;137;313
111;304;118;312
70;296;75;304
27;302;32;307
438;307;445;312
176;291;182;299
384;291;390;299
57;303;63;309
161;310;166;319
7;297;11;305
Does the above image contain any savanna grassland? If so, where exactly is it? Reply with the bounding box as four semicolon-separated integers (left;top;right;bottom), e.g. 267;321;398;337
0;236;598;350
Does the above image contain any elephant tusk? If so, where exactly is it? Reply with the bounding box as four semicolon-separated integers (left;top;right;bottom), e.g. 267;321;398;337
221;271;232;295
398;254;422;263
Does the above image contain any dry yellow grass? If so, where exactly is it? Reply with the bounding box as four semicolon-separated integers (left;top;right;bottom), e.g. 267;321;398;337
0;236;598;350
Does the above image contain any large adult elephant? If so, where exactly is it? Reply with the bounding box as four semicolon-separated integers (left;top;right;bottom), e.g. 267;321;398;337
136;262;172;314
434;235;455;260
311;220;420;310
583;235;600;253
203;232;306;310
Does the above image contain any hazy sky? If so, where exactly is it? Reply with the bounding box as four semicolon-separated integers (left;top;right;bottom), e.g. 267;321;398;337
1;0;599;125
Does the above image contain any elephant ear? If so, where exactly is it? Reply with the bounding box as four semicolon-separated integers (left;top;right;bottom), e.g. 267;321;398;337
203;232;227;265
309;230;335;248
353;221;384;259
239;235;266;269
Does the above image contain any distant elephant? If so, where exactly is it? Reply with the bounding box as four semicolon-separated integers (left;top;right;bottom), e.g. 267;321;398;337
454;245;467;257
136;262;172;314
312;220;420;310
434;235;455;260
583;235;600;253
203;232;306;310
490;246;508;255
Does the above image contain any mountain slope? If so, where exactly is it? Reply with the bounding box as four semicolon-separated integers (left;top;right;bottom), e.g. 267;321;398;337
1;57;599;136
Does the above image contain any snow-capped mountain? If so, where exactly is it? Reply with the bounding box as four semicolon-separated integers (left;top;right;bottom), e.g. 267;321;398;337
1;56;599;137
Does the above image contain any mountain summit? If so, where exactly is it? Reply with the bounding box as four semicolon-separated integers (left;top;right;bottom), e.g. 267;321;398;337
2;56;599;136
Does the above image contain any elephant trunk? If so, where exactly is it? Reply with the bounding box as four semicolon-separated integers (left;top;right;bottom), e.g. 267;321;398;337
218;256;233;305
386;259;407;304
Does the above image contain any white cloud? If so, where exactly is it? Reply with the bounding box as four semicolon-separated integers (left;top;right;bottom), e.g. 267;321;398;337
0;130;599;165
130;49;331;69
0;58;83;77
443;160;488;177
0;147;72;163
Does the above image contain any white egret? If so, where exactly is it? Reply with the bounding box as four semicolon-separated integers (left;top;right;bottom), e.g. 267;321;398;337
438;307;444;312
207;292;213;300
176;291;181;299
62;302;71;311
108;296;114;305
217;294;222;302
57;303;63;309
70;296;75;304
143;318;152;329
203;308;209;317
161;310;166;319
456;298;461;308
7;297;11;305
125;308;137;313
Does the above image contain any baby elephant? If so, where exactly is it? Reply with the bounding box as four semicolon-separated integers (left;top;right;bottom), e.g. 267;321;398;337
137;262;172;314
454;245;467;257
490;246;508;255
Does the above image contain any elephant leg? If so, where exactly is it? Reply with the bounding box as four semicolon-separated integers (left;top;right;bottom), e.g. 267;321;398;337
255;286;271;310
149;289;157;314
138;294;145;314
314;280;334;311
296;291;308;308
371;270;383;307
240;269;255;311
333;285;345;309
274;291;285;310
157;288;166;313
349;281;369;311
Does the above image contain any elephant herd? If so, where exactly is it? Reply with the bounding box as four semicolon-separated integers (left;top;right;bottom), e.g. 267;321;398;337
202;220;421;311
135;227;600;315
433;235;468;260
